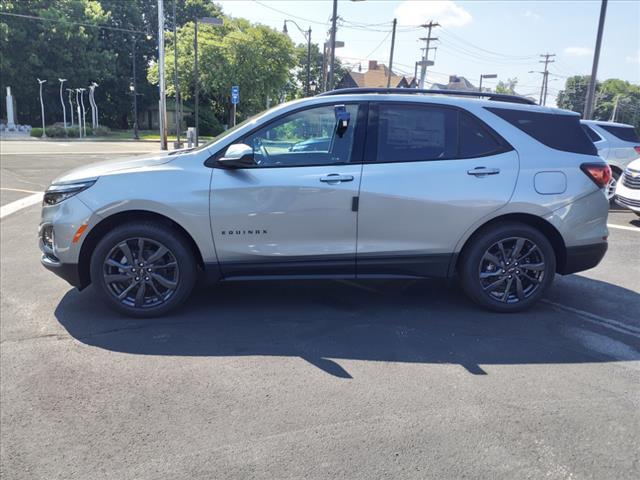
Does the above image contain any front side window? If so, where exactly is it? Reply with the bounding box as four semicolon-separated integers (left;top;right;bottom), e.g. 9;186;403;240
375;104;458;162
241;104;359;167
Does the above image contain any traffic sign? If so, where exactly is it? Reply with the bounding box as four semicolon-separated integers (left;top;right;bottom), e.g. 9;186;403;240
231;85;239;105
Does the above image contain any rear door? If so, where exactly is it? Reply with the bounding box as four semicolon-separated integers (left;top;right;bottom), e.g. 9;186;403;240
356;102;519;277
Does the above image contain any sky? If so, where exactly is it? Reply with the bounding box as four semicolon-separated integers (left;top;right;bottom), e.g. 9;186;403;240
216;0;640;106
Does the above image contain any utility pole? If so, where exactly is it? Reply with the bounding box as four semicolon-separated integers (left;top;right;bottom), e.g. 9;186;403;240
418;21;439;89
386;18;397;88
327;0;338;91
172;0;182;148
539;53;555;106
584;0;607;119
157;0;168;150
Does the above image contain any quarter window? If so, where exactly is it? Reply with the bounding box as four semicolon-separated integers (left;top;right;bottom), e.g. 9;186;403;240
459;112;503;158
375;104;458;162
241;104;359;167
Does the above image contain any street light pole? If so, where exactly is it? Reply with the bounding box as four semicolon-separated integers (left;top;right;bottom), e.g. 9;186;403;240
58;79;67;134
157;0;168;150
78;88;87;136
172;0;182;148
478;73;497;93
193;16;222;147
66;88;74;127
75;89;82;137
284;20;312;96
132;36;139;139
37;78;47;138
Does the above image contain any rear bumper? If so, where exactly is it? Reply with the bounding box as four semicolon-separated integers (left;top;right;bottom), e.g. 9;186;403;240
559;242;608;275
41;254;83;289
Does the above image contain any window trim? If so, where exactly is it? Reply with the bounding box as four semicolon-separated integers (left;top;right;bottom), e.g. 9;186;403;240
210;101;368;169
365;102;513;165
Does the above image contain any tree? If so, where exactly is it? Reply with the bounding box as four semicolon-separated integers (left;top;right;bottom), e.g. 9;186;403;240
495;78;518;95
0;0;115;126
148;17;296;125
557;75;639;133
556;75;592;115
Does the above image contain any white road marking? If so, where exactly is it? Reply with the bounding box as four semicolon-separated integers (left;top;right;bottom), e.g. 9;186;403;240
543;300;640;338
0;192;43;219
1;187;41;194
607;223;640;233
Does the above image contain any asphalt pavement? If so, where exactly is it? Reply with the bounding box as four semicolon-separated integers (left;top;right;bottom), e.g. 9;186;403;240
1;140;639;479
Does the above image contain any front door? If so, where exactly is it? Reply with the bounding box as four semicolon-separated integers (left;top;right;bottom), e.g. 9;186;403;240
210;103;363;277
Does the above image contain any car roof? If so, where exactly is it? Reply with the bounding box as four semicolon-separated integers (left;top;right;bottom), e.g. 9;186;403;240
312;92;578;115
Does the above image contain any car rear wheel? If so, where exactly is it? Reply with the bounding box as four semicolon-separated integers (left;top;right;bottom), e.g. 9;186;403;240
606;169;621;204
90;222;197;318
459;222;556;312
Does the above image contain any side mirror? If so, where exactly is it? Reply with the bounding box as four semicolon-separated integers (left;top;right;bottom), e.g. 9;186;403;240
217;143;256;168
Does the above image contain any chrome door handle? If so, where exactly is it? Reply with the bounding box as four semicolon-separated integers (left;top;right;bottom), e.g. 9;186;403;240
320;174;354;183
467;167;500;176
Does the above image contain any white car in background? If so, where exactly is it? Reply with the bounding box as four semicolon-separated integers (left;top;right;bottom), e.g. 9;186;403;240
614;158;640;216
581;120;640;200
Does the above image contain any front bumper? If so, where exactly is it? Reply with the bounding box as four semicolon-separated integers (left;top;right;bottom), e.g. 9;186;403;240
41;254;83;289
559;242;608;275
614;177;640;213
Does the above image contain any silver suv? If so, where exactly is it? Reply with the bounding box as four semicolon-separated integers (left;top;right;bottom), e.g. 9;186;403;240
581;120;640;200
39;89;611;317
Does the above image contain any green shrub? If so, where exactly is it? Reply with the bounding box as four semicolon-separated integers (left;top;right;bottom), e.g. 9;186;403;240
94;125;111;136
198;108;224;136
30;127;43;137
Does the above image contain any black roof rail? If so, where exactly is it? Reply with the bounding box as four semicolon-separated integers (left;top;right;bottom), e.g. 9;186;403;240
316;87;537;105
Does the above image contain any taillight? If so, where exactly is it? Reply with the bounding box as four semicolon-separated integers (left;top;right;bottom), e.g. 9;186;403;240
580;163;612;188
634;146;640;155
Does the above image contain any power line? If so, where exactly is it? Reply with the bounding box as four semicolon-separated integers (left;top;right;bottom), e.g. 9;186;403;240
365;29;392;59
0;11;146;34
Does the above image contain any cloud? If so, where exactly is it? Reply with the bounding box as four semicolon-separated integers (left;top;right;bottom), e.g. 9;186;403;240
564;46;593;57
626;51;640;64
395;1;472;28
525;10;541;21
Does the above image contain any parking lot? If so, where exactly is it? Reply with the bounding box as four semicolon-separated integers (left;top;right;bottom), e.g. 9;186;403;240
1;140;639;479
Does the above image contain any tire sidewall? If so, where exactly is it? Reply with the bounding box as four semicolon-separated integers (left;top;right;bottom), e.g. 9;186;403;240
460;222;556;313
90;222;197;318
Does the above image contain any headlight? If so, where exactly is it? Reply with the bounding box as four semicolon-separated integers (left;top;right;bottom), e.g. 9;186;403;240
43;180;96;206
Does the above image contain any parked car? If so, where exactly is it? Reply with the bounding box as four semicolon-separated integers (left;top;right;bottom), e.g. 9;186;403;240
40;88;611;317
614;157;640;216
289;137;331;152
580;120;640;200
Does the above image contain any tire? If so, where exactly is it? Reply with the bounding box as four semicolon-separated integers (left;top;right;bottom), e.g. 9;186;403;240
90;222;197;318
458;222;556;313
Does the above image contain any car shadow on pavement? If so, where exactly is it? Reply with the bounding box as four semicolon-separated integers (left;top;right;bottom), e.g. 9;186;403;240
55;278;640;378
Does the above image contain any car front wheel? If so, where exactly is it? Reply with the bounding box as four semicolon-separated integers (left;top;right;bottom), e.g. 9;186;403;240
90;222;197;318
459;222;556;312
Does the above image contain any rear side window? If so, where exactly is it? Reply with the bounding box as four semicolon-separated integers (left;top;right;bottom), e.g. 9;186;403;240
582;124;602;143
486;107;597;155
598;124;640;143
375;104;458;162
460;112;503;158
